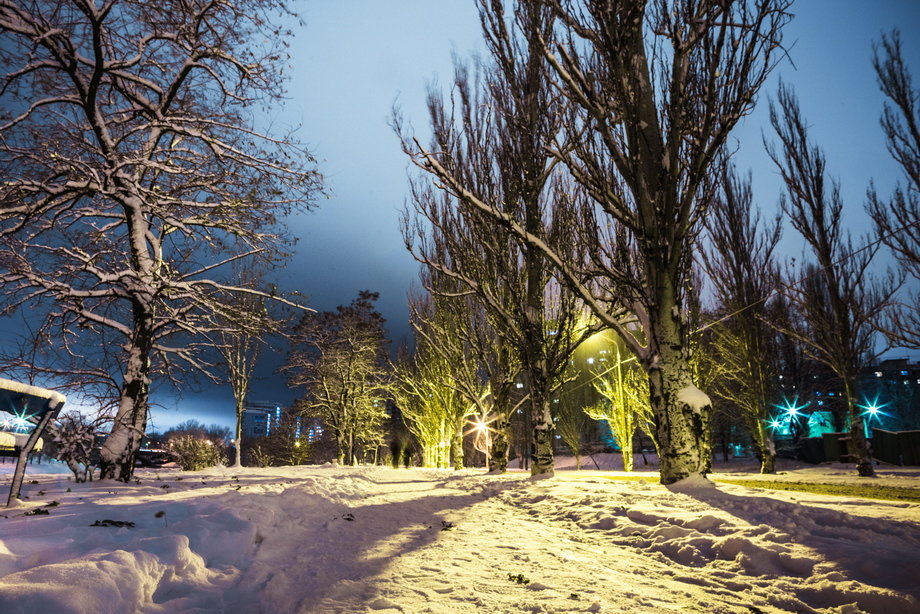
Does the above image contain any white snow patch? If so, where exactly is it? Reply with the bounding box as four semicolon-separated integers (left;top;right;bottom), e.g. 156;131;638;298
677;384;711;414
0;460;918;613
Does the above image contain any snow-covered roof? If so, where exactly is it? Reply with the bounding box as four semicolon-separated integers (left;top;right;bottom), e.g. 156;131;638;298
0;378;66;417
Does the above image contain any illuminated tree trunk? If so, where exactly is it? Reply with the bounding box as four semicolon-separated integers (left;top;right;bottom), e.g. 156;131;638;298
647;295;712;482
527;361;555;477
451;421;465;470
755;426;777;474
488;416;511;473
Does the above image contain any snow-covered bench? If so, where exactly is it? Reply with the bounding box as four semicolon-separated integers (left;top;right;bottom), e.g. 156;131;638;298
0;378;66;506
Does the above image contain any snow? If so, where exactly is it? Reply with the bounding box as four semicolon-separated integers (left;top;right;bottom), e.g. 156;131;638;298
1;458;918;613
678;384;712;414
0;378;66;409
0;432;44;451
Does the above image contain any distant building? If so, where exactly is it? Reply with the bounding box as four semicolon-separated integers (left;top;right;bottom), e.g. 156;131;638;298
241;401;326;442
770;358;920;437
241;401;282;439
860;358;920;432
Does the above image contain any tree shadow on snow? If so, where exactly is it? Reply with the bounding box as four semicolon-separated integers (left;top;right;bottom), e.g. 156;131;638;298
6;469;521;613
668;480;920;606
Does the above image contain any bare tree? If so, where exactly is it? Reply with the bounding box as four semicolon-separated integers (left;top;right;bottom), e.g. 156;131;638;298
768;85;899;477
287;291;391;466
403;0;790;483
409;273;523;472
215;270;269;468
701;167;783;473
867;30;920;349
553;378;591;470
398;0;594;476
0;1;319;481
585;335;654;472
393;291;476;468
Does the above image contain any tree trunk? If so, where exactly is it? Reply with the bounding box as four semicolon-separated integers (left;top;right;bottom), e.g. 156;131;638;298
451;421;464;470
753;423;776;474
529;377;555;477
99;332;151;482
489;416;510;473
336;431;346;465
622;429;635;472
759;449;776;474
234;402;244;468
646;301;712;484
844;382;874;477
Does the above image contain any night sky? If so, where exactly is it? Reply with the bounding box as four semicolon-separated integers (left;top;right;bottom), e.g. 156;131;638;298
4;1;918;431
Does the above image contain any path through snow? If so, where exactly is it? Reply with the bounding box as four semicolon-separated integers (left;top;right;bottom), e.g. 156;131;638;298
0;463;918;613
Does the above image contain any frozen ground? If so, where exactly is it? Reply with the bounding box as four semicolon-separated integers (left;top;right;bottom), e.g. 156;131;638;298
1;457;918;613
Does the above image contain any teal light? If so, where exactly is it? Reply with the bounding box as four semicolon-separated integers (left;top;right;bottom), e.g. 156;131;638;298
857;396;888;421
1;406;35;433
778;396;809;417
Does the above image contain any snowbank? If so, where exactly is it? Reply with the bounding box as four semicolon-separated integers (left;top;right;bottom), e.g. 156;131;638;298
1;463;917;613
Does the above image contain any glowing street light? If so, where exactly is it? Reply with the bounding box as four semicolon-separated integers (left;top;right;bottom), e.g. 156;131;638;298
857;396;888;421
467;414;496;469
777;396;808;417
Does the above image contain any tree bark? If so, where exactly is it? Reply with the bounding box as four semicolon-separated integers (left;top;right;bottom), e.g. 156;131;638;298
488;416;510;473
648;300;712;483
844;382;874;477
451;421;465;470
99;317;152;482
527;363;555;477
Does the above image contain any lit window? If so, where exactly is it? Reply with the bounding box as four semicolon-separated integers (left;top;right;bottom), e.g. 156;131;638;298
515;383;524;389
875;371;882;377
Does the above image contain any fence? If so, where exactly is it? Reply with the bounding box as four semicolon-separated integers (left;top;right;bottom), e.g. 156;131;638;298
871;428;920;466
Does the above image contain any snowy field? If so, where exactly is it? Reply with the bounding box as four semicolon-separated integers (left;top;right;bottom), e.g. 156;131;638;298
1;458;919;613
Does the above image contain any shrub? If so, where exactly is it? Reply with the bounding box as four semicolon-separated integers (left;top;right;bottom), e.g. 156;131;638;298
168;435;226;471
49;411;101;482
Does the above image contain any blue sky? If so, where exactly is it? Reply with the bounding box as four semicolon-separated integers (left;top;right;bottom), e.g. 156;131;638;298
142;1;920;430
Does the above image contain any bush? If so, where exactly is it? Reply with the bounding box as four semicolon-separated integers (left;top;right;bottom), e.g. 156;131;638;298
168;435;226;470
49;411;101;482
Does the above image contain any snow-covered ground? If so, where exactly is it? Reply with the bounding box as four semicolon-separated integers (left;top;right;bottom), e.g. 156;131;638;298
1;457;918;613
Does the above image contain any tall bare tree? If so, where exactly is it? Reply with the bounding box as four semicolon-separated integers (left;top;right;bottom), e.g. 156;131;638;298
0;1;320;480
394;289;478;469
398;0;594;476
701;167;783;473
215;271;269;468
408;270;523;472
867;30;920;349
287;291;391;466
768;85;898;477
403;0;790;483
